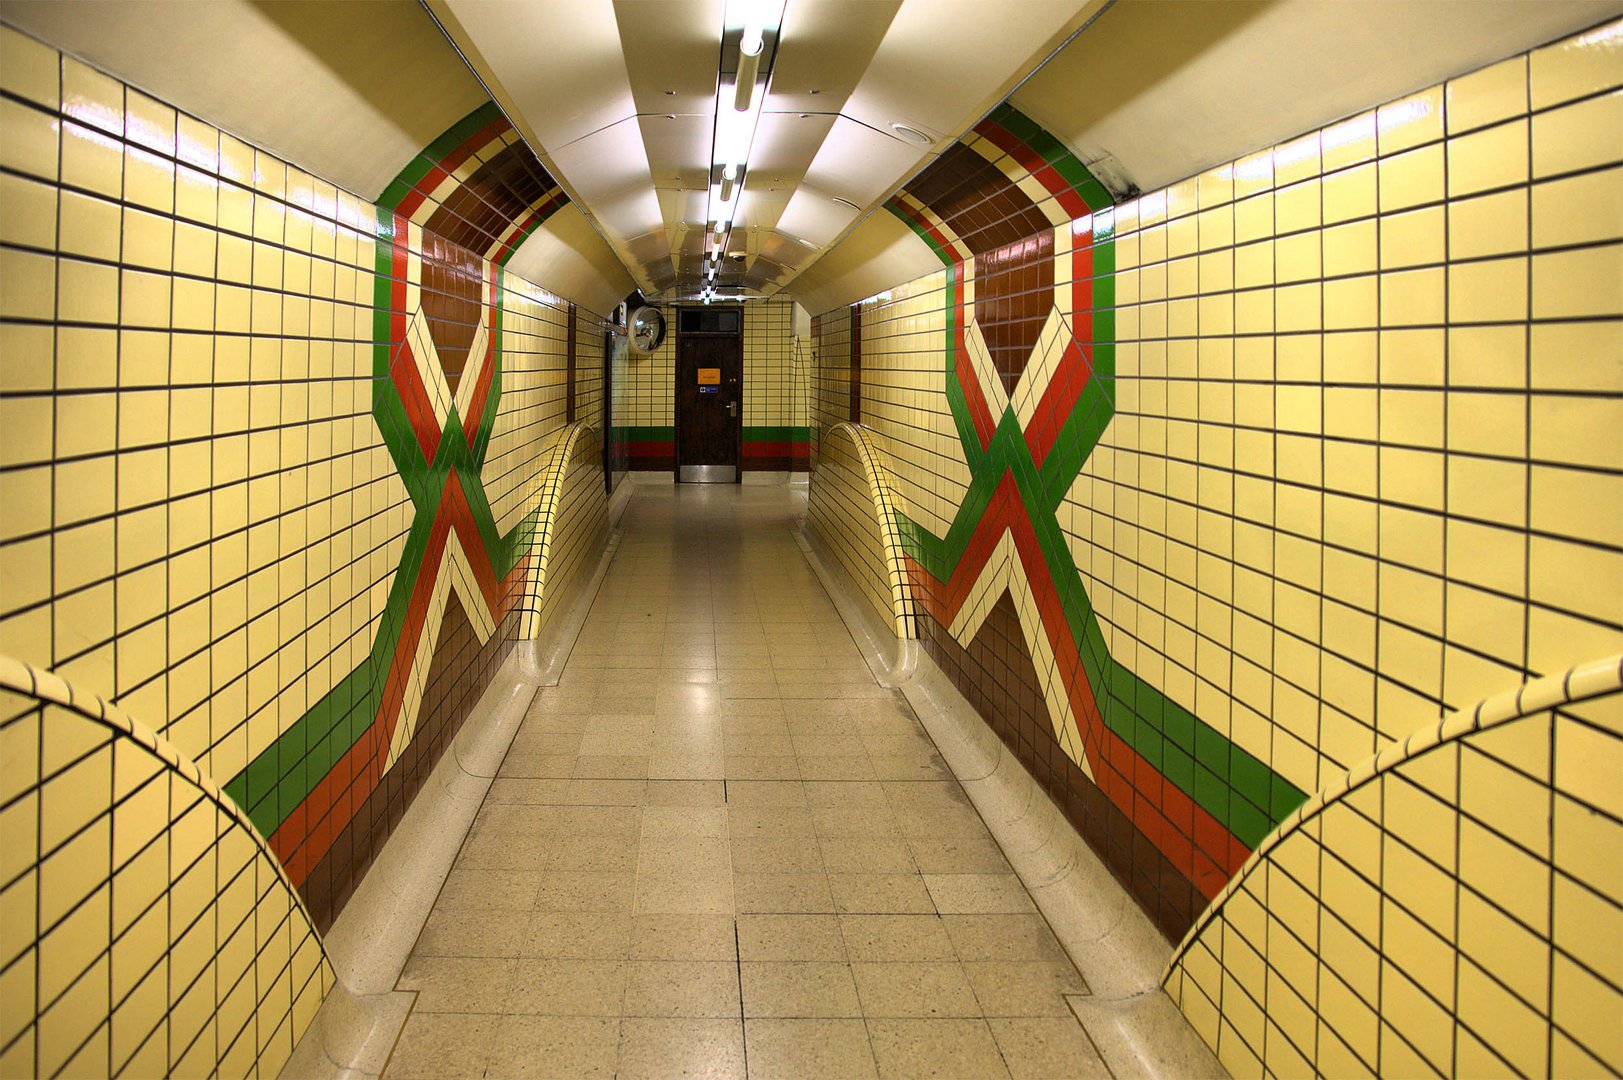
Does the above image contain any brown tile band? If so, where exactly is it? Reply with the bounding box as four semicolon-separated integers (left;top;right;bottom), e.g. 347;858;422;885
302;593;519;931
918;592;1202;941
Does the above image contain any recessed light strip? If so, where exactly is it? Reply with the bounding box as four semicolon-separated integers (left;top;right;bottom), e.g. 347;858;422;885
700;0;784;294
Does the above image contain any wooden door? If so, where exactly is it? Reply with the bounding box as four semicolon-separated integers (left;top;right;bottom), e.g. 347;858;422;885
675;329;742;482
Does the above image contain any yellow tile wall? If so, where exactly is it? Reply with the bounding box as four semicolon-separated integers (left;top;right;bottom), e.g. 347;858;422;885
1165;672;1623;1078
818;19;1623;807
0;26;588;792
0;657;334;1080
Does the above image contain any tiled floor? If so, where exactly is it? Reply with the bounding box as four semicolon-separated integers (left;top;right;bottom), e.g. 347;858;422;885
384;481;1108;1079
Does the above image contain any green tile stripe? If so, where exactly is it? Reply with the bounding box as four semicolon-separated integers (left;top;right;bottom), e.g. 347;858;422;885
982;103;1114;212
744;426;810;442
883;200;956;264
623;425;674;442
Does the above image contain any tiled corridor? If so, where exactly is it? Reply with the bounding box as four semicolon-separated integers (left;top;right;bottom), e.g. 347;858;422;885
383;482;1104;1079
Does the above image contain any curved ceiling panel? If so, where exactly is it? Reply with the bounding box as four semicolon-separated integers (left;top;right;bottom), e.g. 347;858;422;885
0;0;487;199
787;208;939;315
1010;0;1622;196
504;204;636;316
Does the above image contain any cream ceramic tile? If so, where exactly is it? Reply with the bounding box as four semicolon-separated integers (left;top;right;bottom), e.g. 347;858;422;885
0;98;60;181
1529;18;1623;109
1379;144;1445;213
1531;165;1623;246
1531;90;1623;179
1377;87;1445;155
1448;53;1529;134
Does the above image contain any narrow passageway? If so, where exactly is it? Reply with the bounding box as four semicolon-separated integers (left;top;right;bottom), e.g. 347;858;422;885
384;482;1105;1079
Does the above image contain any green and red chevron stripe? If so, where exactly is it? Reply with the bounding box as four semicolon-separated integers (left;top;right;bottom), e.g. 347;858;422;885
224;116;562;889
888;109;1306;901
378;101;569;266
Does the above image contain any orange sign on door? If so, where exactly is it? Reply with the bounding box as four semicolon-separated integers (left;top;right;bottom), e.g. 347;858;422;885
697;367;721;385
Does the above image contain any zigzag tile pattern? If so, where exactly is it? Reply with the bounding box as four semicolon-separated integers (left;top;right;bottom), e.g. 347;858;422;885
875;106;1308;923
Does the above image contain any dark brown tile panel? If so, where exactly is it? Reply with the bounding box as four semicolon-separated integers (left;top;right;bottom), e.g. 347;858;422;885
974;230;1054;396
302;591;519;932
917;591;1201;942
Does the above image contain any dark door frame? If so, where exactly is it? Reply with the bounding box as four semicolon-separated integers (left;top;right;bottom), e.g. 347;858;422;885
674;307;744;483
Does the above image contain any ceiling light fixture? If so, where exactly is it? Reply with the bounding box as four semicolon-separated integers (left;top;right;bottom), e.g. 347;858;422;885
703;0;783;291
890;122;931;146
832;196;860;210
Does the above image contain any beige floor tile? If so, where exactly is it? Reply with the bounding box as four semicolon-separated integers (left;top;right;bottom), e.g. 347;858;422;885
382;1011;496;1078
740;961;863;1018
735;871;833;913
397;955;515;1013
839;914;958;962
868;755;953;781
812;804;901;839
961;961;1086;1017
941;915;1069;962
828;873;936;914
818;838;917;875
906;837;1012;875
649;753;726;780
638;834;732;877
642;804;730;837
385;486;1085;1077
509;959;627;1016
554;805;642;837
573;753;651;779
988;1017;1110;1079
615;1017;745;1080
724;754;802;780
731;835;824;874
851;961;983;1018
724;780;808;806
736;913;847;961
546;834;640;874
797;754;879;781
413;910;527;957
922;874;1037;914
486;1014;619;1079
533;872;635;913
726;734;797;757
744;1019;879;1080
624;960;741;1018
521;912;632;959
629;913;739;961
436;867;543;911
867;1018;1012;1079
634;872;736;914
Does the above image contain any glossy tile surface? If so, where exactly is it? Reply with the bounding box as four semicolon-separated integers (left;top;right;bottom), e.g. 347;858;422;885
382;482;1106;1079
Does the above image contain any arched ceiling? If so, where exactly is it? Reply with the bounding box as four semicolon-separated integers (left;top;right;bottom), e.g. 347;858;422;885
428;0;1103;301
1009;0;1623;198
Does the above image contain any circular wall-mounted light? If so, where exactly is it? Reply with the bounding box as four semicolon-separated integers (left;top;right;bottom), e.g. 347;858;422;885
890;122;932;146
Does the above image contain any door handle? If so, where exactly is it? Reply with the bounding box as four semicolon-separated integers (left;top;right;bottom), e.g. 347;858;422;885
727;401;738;418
